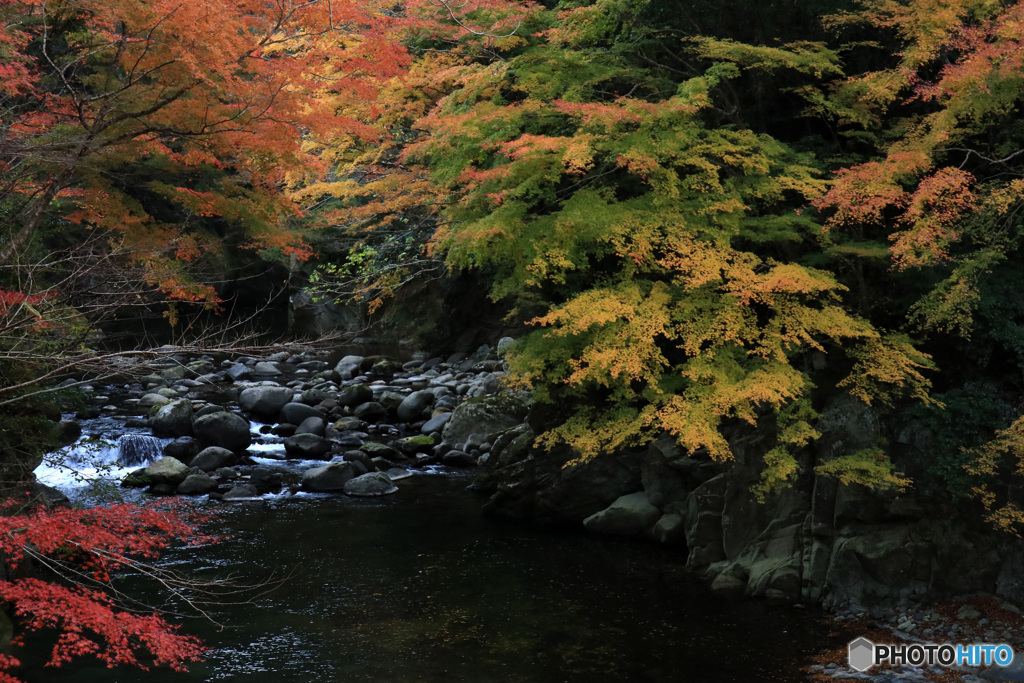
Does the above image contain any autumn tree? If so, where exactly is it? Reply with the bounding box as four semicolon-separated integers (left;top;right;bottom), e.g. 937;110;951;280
810;0;1024;530
333;0;932;495
0;499;220;682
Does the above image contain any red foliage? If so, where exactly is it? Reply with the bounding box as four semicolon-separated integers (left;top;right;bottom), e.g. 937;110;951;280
0;500;215;681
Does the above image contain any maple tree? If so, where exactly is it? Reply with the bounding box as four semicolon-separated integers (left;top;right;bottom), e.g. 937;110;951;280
808;0;1024;531
342;0;928;495
0;499;214;681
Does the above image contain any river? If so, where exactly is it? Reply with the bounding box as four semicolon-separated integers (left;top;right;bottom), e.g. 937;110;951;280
23;470;845;682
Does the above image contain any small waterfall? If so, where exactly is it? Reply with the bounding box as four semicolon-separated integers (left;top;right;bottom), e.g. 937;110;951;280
117;434;163;467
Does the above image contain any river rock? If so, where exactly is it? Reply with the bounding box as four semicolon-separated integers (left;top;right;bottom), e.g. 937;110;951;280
332;416;363;431
400;435;435;454
334;356;364;381
442;449;477;468
397;390;434;422
284;433;332;459
177;473;219;495
239;386;295;418
145;456;189;485
253;361;281;376
139;393;171;408
301;462;356;491
337;384;373;408
360;442;403;461
51;419;82;446
249;468;283;494
442;394;528;446
193;411;252;452
295;416;326;436
225;363;252;382
651;511;687;544
223;484;260;500
343;472;398;496
280;402;325;425
150;399;194;438
121;469;151;488
353;401;387;422
190;446;237;472
496;336;514;356
583;492;661;536
163;437;200;463
421;412;451;434
370;358;402;377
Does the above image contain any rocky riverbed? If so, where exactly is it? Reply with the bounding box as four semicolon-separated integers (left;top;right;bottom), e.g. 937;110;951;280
43;341;529;505
37;342;1024;682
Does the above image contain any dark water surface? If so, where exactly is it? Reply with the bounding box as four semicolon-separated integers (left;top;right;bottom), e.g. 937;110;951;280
25;475;839;682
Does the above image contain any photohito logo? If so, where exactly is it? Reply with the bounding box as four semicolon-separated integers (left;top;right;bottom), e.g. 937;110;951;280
848;637;1015;672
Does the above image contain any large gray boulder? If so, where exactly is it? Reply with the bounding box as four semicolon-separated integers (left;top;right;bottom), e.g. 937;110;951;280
421;412;451;434
397;390;434;422
295;416;326;436
442;395;528;447
189;446;237;472
344;472;398;496
301;462;357;491
253;361;281;376
225;363;252;382
284;433;332;459
145;456;189;485
353;401;387;422
239;386;294;419
583;492;661;536
193;411;252;452
280;402;325;426
177;473;219;495
150;399;194;438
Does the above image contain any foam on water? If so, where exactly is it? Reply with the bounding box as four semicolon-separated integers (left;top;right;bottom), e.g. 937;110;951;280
35;432;169;501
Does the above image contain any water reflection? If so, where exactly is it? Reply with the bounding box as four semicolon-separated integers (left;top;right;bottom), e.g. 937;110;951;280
23;476;838;682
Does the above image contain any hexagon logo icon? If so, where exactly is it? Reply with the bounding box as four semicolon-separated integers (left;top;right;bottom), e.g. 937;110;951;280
848;637;875;672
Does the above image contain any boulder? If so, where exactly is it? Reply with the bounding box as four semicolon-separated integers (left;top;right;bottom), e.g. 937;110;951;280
360;442;403;461
353;401;387;422
301;462;357;491
397;390;434;422
442;450;477;468
189;446;237;472
253;361;281;376
583;492;661;536
420;412;451;434
150;399;194;438
223;484;260;500
193;411;252;452
400;435;435;455
225;363;252;382
239;386;294;419
370;358;403;377
144;456;189;485
442;395;528;446
177;473;219;495
295;416;326;436
284;433;332;459
332;416;363;431
337;384;373;408
50;420;81;447
139;393;171;408
249;468;283;494
652;512;687;544
280;402;325;426
121;469;151;488
164;437;200;463
343;472;398;496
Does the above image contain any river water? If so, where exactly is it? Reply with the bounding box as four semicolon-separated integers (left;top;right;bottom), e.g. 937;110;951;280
23;470;845;682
